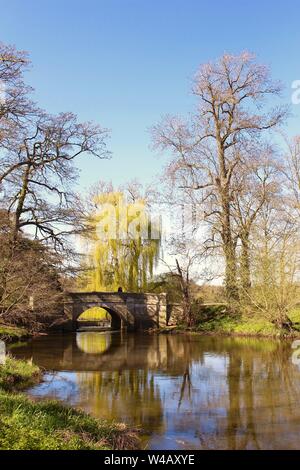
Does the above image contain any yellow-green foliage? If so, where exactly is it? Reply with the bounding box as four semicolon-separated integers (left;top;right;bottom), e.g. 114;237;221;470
78;307;110;321
288;307;300;330
80;191;160;292
288;307;300;323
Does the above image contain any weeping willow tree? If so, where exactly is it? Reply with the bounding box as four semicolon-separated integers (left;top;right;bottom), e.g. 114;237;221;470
79;191;161;292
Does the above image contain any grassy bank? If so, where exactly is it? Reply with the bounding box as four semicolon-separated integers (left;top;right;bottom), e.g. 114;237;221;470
0;356;40;390
0;357;139;450
194;306;300;337
0;324;30;342
194;311;280;337
160;305;300;338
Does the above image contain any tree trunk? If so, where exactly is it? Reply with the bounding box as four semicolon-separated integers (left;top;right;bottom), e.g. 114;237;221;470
221;191;238;302
0;163;31;310
0;164;31;308
240;233;251;296
175;258;193;327
216;135;238;302
13;162;31;242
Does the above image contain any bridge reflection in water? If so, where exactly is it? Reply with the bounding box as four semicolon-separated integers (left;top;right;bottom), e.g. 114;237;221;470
12;332;193;373
10;333;300;450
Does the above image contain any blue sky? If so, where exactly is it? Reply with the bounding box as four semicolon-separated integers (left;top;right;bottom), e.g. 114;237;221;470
1;0;300;193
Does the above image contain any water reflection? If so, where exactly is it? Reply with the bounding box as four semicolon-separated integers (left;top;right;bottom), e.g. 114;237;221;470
10;332;300;449
76;332;111;354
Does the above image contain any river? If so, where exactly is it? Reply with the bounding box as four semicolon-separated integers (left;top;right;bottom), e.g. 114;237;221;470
8;331;300;450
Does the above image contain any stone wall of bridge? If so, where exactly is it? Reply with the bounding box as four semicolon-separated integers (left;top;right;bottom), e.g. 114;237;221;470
167;303;185;325
63;291;168;331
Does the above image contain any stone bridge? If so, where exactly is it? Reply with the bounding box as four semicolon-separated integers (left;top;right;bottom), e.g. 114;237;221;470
63;291;181;331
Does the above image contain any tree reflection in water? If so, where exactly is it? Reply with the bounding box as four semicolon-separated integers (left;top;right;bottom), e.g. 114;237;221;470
10;333;300;449
76;370;164;436
76;332;111;354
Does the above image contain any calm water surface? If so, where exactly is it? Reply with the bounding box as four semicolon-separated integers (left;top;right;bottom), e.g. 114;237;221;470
9;332;300;449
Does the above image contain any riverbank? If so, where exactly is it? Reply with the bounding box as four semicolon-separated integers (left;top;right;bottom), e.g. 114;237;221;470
156;306;300;338
0;356;140;450
0;324;30;342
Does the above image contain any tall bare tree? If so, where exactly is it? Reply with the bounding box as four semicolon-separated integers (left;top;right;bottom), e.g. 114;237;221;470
152;52;286;301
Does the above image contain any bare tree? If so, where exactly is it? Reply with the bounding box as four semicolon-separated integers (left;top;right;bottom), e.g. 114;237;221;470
282;135;300;219
160;231;215;326
152;52;286;302
0;112;110;250
248;199;300;329
231;144;280;295
0;210;63;331
0;41;114;330
0;42;36;147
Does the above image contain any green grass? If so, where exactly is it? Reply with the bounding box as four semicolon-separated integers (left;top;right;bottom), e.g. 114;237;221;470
194;306;279;337
0;357;139;450
0;324;29;341
196;315;278;336
190;303;300;337
0;391;139;450
0;356;40;391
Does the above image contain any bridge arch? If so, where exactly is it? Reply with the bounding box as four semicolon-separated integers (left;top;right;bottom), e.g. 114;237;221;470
73;302;128;330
